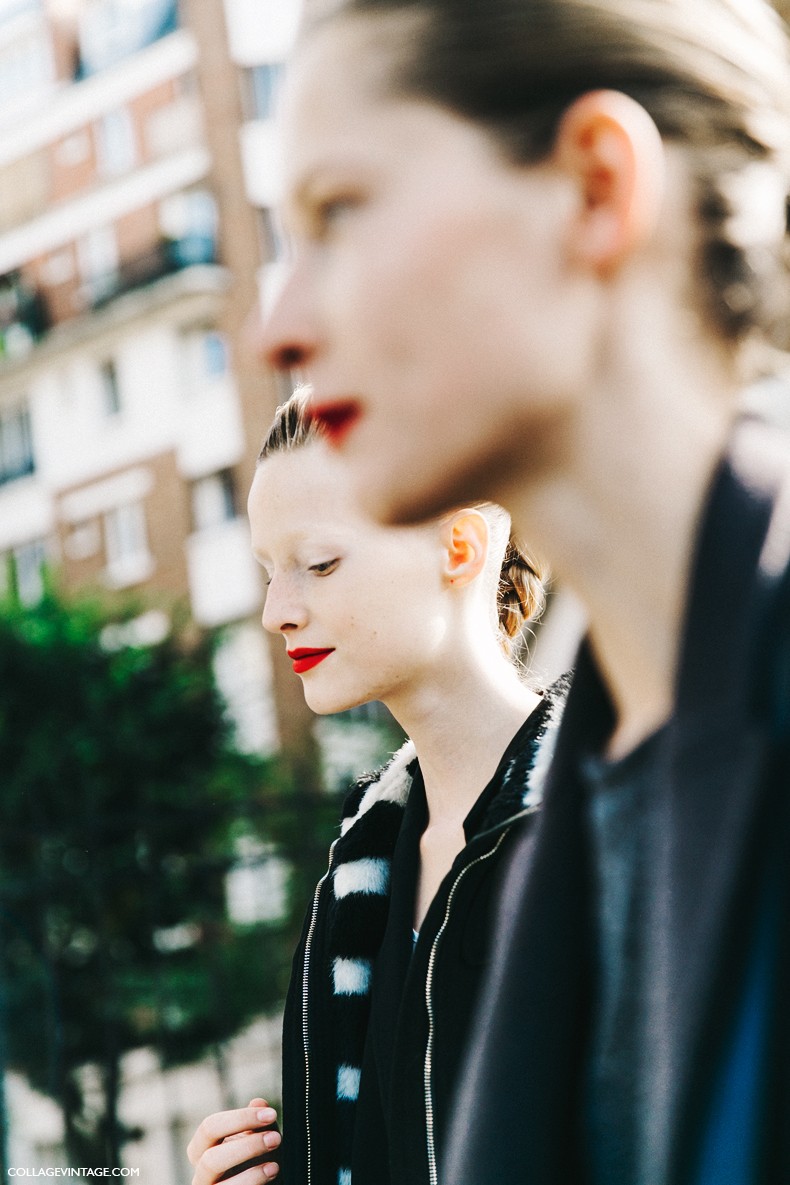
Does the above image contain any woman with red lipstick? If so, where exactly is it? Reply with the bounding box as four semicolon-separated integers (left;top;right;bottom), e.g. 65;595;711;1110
187;391;567;1185
255;1;790;1183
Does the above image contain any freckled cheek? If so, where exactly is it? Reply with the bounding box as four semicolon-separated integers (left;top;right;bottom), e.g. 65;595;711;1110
348;622;395;667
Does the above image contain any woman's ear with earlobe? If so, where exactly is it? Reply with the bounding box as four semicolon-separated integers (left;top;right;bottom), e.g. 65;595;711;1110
554;89;666;276
440;509;489;588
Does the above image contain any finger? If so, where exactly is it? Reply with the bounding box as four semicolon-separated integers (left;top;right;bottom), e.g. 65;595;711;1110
187;1107;278;1164
217;1138;281;1183
215;1161;280;1185
191;1130;281;1185
194;1157;280;1185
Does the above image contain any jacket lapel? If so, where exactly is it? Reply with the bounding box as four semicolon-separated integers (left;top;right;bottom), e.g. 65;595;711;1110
655;423;790;1180
445;644;610;1184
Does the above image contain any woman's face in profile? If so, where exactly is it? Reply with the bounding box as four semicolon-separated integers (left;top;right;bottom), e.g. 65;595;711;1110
248;443;451;717
261;18;594;529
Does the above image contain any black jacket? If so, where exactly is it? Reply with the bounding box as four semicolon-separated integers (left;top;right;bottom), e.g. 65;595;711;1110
445;421;790;1185
279;683;568;1185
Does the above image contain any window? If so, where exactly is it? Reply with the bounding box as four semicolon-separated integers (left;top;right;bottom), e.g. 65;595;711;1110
159;189;217;267
99;359;122;416
95;107;137;176
0;21;53;113
191;470;237;532
13;538;48;606
78;225;119;304
182;328;230;390
245;63;284;121
0;403;35;484
77;0;179;78
104;502;152;586
200;331;228;378
0;537;49;607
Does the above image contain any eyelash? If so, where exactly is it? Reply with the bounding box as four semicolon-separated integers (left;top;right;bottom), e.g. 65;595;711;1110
309;558;339;576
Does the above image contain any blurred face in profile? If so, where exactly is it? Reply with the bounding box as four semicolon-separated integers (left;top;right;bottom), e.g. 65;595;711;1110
261;17;597;526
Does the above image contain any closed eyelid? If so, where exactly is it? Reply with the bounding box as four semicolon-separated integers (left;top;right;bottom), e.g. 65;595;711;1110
309;557;340;574
318;192;361;217
302;196;361;242
291;173;369;237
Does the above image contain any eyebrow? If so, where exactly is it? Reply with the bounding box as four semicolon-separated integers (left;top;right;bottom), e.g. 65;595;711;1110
252;527;349;564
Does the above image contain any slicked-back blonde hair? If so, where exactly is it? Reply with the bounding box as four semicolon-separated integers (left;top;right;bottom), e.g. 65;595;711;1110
258;389;546;658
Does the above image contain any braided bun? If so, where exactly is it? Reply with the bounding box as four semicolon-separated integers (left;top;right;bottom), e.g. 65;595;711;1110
498;536;546;653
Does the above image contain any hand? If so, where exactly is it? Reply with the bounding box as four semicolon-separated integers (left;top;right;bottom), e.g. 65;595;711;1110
187;1097;281;1184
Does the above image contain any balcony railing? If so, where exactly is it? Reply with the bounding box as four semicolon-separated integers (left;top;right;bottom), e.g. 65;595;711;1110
87;235;218;310
0;279;49;361
0;235;218;362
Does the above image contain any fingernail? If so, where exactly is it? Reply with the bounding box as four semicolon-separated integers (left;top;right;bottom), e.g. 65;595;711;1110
257;1108;276;1122
264;1131;281;1149
263;1164;279;1179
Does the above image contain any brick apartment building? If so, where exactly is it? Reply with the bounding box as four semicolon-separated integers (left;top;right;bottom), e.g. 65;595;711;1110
0;7;406;1175
0;0;306;755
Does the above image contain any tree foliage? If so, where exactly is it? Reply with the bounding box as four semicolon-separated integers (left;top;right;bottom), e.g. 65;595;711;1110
0;593;301;1170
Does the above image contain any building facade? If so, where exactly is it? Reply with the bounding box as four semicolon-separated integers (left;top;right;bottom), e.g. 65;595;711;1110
0;2;305;1178
0;0;303;756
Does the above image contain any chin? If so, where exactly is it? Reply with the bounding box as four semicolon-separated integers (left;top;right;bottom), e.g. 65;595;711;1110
359;453;503;527
304;696;344;716
304;690;364;716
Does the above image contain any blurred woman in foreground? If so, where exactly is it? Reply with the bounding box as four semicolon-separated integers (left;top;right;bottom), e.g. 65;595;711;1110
259;0;790;1180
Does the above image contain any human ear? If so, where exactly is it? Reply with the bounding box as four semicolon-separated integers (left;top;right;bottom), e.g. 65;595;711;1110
554;89;666;275
441;509;489;587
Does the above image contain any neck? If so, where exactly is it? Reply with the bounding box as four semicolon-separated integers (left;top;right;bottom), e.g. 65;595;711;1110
385;641;541;823
506;349;735;758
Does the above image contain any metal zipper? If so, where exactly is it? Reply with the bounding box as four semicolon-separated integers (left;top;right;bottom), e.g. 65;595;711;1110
423;830;510;1185
302;838;338;1185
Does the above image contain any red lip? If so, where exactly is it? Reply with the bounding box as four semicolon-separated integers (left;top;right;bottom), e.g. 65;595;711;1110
309;399;361;446
287;647;335;674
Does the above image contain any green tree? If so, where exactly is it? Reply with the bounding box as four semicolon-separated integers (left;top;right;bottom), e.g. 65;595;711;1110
0;593;299;1172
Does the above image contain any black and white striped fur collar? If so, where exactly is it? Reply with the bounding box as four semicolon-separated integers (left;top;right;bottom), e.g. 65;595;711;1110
310;674;570;1185
339;670;570;842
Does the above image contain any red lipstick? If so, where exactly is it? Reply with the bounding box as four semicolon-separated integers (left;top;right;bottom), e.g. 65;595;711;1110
309;399;361;446
287;647;335;674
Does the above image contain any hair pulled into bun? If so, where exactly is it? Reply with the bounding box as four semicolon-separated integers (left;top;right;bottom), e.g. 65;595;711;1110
258;399;547;661
498;536;546;654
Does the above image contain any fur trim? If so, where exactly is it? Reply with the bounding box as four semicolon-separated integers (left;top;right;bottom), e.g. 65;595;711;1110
296;680;570;1185
339;740;416;835
522;672;572;809
333;857;390;898
337;1065;362;1101
332;957;372;995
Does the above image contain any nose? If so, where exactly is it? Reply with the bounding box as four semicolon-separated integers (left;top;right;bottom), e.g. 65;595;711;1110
261;573;308;635
257;261;318;373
